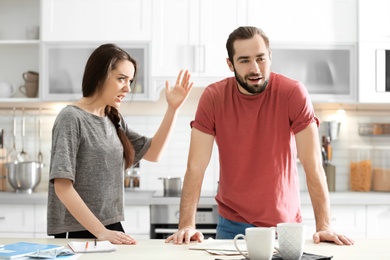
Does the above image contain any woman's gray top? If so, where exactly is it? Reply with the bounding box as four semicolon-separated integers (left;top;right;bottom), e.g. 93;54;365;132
47;105;151;235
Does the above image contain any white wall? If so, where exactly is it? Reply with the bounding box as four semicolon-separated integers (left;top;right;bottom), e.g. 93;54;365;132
1;88;390;193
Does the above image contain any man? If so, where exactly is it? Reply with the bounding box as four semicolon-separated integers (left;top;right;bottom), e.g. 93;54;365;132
166;26;354;245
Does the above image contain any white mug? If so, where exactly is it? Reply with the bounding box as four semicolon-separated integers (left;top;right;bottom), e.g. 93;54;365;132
275;223;306;260
234;227;276;260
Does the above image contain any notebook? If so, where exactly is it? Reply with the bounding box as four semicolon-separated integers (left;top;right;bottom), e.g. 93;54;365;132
67;241;116;253
0;242;63;259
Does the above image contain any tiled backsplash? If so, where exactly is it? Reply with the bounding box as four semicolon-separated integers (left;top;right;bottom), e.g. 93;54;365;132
1;101;390;193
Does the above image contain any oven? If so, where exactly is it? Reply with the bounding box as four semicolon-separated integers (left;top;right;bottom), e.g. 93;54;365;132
150;191;218;239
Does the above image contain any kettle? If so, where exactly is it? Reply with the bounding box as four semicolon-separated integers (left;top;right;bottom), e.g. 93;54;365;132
0;81;15;98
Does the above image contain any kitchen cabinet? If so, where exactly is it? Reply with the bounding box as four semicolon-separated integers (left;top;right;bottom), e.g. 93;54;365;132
41;42;150;101
301;205;367;239
0;0;40;103
41;0;152;41
357;0;390;103
247;0;357;44
358;42;390;103
151;0;246;88
0;204;35;238
34;204;49;238
122;206;150;239
358;0;390;42
366;205;390;239
271;44;357;102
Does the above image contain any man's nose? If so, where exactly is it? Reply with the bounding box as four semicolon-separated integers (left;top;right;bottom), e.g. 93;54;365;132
249;61;260;73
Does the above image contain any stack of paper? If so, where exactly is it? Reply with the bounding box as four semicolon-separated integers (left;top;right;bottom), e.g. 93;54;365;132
189;238;247;256
68;241;116;253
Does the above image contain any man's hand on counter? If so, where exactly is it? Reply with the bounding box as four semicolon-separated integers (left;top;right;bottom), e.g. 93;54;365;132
165;227;204;245
313;229;355;245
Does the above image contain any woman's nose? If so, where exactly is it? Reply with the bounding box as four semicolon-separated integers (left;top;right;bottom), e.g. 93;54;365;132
124;83;131;93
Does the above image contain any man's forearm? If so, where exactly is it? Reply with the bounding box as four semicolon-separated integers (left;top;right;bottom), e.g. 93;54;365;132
178;170;203;229
307;176;332;231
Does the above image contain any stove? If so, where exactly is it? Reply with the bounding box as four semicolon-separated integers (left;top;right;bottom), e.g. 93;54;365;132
150;190;218;239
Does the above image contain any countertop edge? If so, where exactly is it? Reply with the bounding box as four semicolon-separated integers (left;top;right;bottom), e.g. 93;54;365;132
0;191;389;206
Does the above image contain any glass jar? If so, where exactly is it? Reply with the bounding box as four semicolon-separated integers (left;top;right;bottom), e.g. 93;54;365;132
372;146;390;191
349;145;373;192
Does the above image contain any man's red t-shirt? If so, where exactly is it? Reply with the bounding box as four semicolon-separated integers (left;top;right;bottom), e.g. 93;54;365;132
191;72;318;227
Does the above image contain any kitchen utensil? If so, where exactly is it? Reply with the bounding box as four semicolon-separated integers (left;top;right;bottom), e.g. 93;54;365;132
326;121;341;141
0;148;7;191
37;109;43;163
0;81;15;98
7;108;18;163
17;108;28;162
159;177;182;197
5;161;42;194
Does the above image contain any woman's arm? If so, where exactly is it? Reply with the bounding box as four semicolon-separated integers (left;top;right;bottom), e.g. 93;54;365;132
53;178;136;244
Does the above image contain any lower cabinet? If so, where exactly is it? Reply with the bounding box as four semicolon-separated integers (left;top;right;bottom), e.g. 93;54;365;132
0;204;35;238
34;204;50;238
122;206;150;239
301;205;367;239
0;204;151;239
1;202;388;239
366;205;390;239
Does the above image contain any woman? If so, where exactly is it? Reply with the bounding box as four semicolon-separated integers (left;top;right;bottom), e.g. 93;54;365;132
47;43;193;244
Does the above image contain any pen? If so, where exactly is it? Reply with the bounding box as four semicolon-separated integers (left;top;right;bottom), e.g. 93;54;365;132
85;242;89;250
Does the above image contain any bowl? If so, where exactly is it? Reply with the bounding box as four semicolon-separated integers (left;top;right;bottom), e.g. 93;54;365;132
5;161;42;194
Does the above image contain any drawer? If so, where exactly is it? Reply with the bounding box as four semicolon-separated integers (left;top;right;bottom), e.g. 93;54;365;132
0;204;35;233
301;205;367;239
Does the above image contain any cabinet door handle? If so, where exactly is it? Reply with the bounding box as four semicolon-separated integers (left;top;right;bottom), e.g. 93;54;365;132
194;45;205;73
0;216;5;220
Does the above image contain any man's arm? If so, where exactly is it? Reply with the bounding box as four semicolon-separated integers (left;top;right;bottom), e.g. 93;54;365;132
165;128;214;244
295;122;354;245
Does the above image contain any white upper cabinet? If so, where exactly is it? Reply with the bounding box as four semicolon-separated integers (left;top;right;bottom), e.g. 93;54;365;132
151;0;246;88
357;0;390;103
247;0;357;44
0;0;40;102
41;0;152;41
358;0;390;42
271;44;357;103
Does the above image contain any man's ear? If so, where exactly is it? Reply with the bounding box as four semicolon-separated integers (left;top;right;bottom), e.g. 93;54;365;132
269;50;272;61
226;58;234;72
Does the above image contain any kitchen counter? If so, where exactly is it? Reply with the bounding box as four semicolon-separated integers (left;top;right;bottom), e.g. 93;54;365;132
0;190;388;206
0;238;389;260
0;190;156;206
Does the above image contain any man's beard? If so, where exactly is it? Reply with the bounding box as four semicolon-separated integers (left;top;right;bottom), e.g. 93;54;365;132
234;69;268;94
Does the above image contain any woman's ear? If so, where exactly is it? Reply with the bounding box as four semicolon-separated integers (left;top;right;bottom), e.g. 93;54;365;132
226;58;234;72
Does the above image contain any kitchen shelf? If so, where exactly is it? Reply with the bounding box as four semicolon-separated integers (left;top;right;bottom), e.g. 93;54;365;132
358;123;390;136
0;40;39;45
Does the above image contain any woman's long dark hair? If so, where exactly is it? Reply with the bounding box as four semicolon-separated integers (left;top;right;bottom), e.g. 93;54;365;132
82;43;136;169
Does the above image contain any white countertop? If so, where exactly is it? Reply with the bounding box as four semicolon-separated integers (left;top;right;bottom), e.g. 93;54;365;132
0;238;389;260
0;190;389;206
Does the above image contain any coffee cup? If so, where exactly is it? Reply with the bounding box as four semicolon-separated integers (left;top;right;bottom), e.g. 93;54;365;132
22;71;39;83
19;82;38;98
234;227;276;260
275;223;306;260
